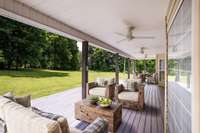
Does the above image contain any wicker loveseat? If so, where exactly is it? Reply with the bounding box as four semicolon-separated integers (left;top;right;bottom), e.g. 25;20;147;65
87;78;116;99
0;95;108;133
115;80;145;110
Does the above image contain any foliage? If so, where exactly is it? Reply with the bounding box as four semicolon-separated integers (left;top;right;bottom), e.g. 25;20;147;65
89;46;155;73
88;46;129;72
0;16;80;70
135;59;156;73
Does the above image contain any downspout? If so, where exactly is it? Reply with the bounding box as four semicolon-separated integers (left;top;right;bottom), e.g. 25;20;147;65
164;16;169;133
192;0;200;132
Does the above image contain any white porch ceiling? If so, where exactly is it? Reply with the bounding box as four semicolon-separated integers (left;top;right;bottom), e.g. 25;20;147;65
8;0;170;59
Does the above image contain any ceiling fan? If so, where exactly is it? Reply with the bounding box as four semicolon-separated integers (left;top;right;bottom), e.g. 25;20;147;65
132;47;148;54
115;26;155;43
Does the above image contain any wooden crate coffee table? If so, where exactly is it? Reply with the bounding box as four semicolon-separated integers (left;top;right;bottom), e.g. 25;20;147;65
75;99;122;132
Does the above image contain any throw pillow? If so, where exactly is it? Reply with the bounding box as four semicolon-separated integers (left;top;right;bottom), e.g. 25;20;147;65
82;117;108;133
3;92;31;107
15;95;31;107
107;78;115;85
95;78;106;87
3;92;14;101
126;80;138;92
119;80;128;89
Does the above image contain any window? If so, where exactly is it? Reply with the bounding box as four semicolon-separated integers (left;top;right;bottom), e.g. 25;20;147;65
168;0;192;89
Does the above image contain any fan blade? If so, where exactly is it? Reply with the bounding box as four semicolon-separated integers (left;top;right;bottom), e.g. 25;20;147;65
134;36;155;39
117;38;127;43
115;32;126;37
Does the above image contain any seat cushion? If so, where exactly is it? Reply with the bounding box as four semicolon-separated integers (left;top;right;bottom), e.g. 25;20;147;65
89;87;106;97
118;91;139;102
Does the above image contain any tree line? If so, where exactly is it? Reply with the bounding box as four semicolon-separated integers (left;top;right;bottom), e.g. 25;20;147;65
88;46;155;73
0;16;80;70
0;16;155;73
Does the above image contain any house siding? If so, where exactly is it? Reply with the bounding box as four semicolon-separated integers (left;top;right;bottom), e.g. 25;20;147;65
168;82;191;133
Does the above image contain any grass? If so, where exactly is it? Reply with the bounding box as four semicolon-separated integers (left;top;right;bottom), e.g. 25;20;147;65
0;69;127;98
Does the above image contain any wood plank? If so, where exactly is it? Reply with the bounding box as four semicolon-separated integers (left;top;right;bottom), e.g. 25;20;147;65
137;85;152;133
144;86;153;133
151;86;158;133
117;109;132;133
156;87;163;133
123;110;137;133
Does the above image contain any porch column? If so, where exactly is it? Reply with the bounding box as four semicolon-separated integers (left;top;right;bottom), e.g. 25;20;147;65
175;60;180;81
82;41;88;99
144;59;147;73
127;58;131;79
192;0;200;132
115;53;119;84
132;60;137;79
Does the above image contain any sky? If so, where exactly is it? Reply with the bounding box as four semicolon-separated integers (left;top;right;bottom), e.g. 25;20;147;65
77;41;82;51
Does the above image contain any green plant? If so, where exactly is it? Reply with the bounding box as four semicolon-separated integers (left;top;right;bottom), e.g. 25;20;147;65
87;95;99;104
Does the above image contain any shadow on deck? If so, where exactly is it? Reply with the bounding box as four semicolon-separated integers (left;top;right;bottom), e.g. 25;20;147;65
32;85;164;133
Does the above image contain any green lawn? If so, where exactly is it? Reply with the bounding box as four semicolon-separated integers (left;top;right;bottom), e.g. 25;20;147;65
0;69;127;98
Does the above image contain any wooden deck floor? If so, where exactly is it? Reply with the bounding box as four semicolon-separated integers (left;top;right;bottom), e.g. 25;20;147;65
32;85;164;133
117;85;164;133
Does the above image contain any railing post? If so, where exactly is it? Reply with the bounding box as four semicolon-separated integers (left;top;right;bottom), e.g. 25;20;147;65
132;60;137;79
144;59;147;73
175;61;180;81
82;41;88;99
127;58;131;79
115;53;119;84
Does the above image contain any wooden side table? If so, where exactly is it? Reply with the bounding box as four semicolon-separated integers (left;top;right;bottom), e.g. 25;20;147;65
75;100;122;132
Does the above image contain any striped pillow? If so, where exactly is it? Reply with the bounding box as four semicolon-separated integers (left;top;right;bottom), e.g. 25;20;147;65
82;117;108;133
126;80;138;92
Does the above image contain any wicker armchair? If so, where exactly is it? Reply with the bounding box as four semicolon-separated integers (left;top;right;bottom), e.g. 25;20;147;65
87;78;116;99
115;83;145;110
145;72;158;84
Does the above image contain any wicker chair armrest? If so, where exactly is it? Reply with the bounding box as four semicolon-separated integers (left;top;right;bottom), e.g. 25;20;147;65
87;82;97;97
87;82;97;89
137;84;145;109
105;83;116;99
115;84;124;95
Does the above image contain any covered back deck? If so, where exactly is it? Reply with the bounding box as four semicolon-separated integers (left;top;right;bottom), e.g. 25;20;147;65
2;0;200;132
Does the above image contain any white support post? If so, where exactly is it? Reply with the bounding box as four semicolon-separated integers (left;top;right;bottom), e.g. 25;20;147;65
192;0;200;132
164;16;169;133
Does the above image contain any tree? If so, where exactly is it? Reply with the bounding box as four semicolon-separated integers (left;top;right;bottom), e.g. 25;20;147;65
135;59;155;73
47;35;79;70
0;16;80;70
88;46;127;72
